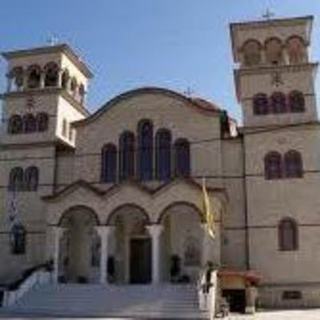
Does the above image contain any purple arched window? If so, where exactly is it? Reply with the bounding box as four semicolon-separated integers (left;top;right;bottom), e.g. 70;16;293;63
9;167;24;191
264;151;282;180
284;150;303;178
23;114;37;133
8;115;23;134
289;91;305;113
119;131;135;181
253;93;269;115
10;223;26;255
174;138;190;177
24;166;39;191
279;218;298;251
156;129;172;181
101;144;117;183
137;120;153;181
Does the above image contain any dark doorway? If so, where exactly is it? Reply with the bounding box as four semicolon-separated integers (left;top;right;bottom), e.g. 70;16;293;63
130;238;152;284
222;289;246;313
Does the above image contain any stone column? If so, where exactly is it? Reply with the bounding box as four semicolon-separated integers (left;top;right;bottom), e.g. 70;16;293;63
282;46;290;65
40;71;46;89
147;225;164;284
6;75;12;92
95;226;114;284
57;69;63;88
52;226;66;283
23;73;28;91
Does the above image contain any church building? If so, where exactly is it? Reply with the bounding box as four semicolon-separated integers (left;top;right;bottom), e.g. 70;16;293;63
0;15;319;314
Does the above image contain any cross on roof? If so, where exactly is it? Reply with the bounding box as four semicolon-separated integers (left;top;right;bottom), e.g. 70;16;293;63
47;35;59;46
184;87;194;97
262;8;275;20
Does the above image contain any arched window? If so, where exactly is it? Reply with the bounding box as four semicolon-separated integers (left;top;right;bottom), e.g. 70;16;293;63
70;77;78;96
27;65;41;89
284;150;303;178
242;40;262;66
264;151;282;180
279;218;298;251
119;131;135;181
270;92;287;114
137;120;153;181
24;166;39;191
9;66;24;91
61;69;70;89
9;223;26;255
9;167;24;191
23;114;37;133
289;91;305;113
8;115;23;134
253;93;269;115
265;38;283;65
174;138;190;177
79;84;85;104
36;113;49;132
101;144;117;183
156;129;172;181
44;62;59;87
287;36;306;64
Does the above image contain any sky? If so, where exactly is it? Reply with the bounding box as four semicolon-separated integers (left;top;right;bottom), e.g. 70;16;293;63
0;0;320;122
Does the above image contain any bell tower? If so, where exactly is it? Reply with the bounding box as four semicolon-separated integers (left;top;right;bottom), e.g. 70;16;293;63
229;16;320;307
1;43;93;146
230;16;317;128
0;44;92;280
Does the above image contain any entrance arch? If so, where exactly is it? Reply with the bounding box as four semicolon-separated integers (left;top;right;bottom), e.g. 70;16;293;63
108;204;151;284
60;206;99;283
158;202;203;283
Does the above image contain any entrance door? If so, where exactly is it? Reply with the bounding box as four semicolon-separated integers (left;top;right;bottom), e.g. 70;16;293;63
222;289;246;313
130;238;152;284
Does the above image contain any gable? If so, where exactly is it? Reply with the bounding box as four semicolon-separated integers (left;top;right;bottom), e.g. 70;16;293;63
73;87;222;154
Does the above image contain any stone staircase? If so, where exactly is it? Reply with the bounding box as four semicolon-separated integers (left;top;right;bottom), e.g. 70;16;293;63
1;283;209;319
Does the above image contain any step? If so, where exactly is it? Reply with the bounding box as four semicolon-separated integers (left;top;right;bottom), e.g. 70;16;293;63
1;284;209;319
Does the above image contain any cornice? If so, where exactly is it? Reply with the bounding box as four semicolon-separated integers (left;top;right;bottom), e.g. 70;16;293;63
0;140;57;150
0;88;90;117
234;62;318;76
2;43;93;79
42;177;227;202
241;121;320;135
230;15;313;33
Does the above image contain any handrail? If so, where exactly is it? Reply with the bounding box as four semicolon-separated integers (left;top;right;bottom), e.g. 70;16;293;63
2;262;53;307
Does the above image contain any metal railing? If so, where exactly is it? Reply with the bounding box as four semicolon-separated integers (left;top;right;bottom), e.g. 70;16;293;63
2;263;53;307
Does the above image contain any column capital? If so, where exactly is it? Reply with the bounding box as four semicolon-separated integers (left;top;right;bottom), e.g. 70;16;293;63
51;226;67;239
147;224;164;238
95;225;115;237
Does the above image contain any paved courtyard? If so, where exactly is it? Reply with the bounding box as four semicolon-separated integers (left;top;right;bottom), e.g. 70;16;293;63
226;309;320;319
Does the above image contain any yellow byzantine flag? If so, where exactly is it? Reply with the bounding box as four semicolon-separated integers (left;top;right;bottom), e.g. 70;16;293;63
202;177;215;239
